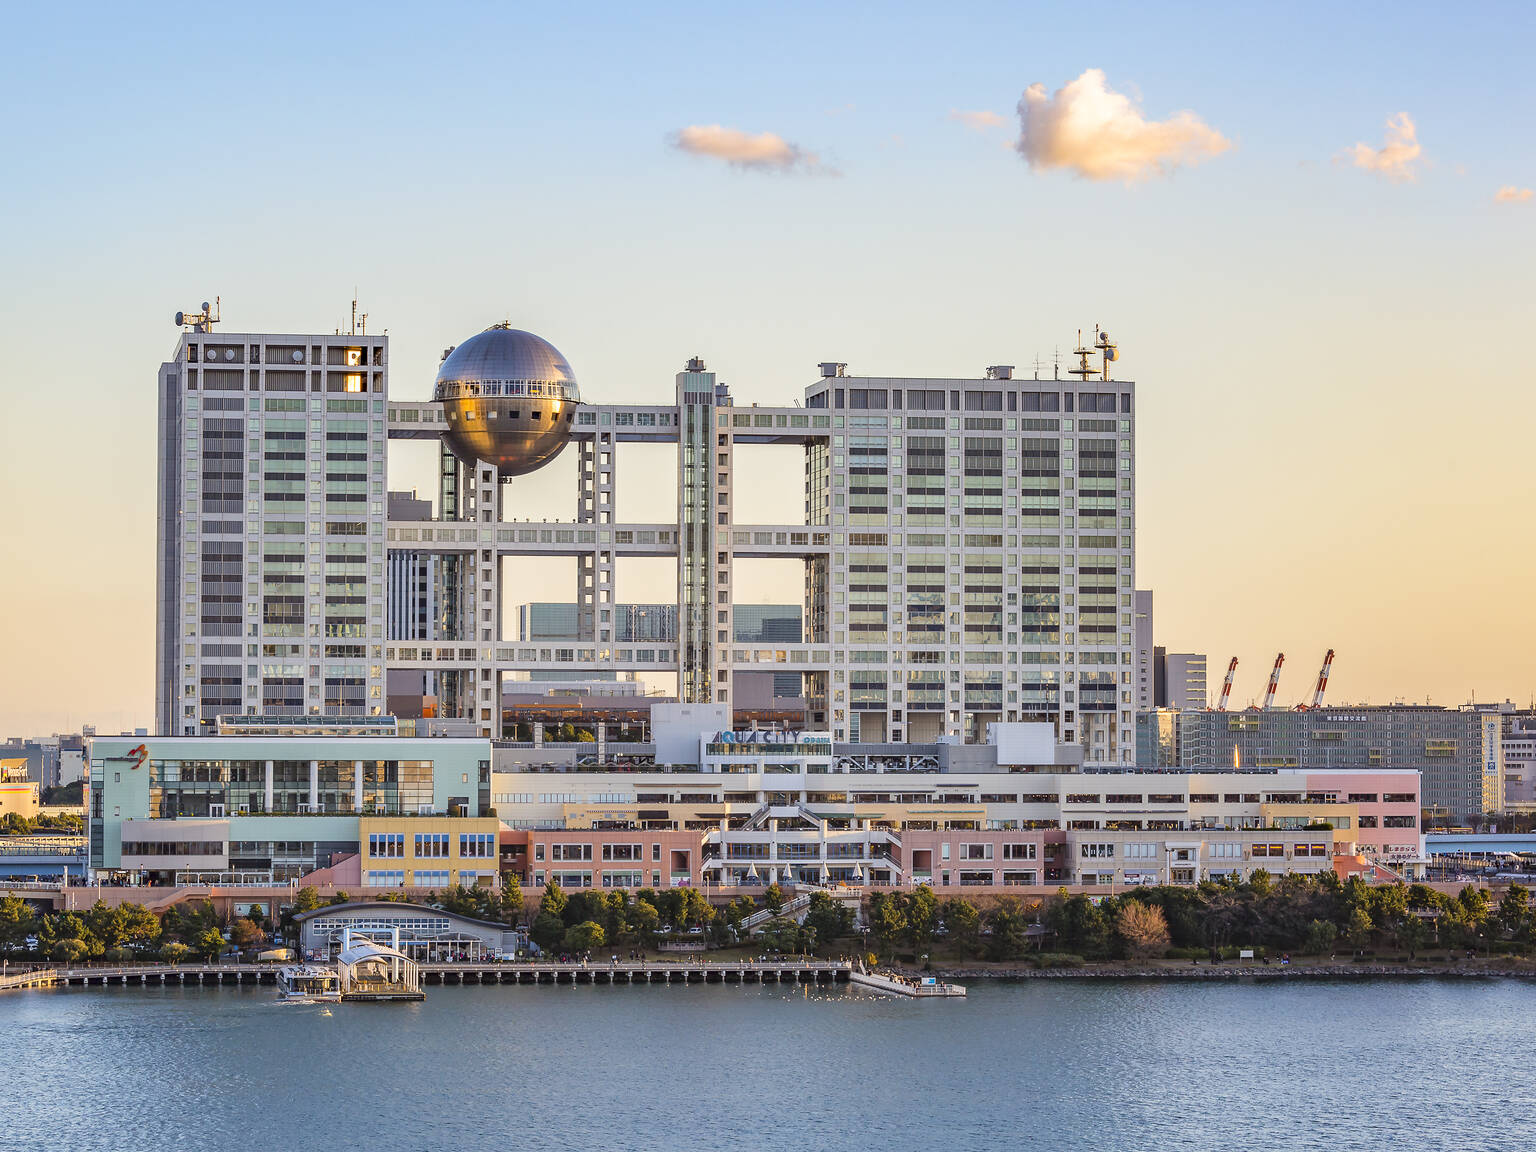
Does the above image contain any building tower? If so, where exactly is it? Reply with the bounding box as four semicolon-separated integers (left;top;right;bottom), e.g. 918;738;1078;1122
155;306;389;735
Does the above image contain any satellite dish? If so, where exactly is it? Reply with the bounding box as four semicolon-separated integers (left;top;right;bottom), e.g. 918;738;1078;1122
291;350;304;363
175;311;185;326
224;348;236;361
1107;349;1118;361
201;302;211;312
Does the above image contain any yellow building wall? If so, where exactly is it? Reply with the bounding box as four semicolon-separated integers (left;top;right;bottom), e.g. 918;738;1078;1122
358;816;502;887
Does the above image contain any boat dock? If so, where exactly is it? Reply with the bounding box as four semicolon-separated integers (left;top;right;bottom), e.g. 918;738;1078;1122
850;970;967;997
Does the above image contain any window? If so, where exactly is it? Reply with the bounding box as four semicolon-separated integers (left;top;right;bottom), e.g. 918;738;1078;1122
1002;843;1036;860
365;870;404;887
960;843;992;861
460;833;496;858
552;843;593;861
1383;815;1417;828
368;833;404;858
414;869;450;887
413;833;448;858
1080;843;1114;859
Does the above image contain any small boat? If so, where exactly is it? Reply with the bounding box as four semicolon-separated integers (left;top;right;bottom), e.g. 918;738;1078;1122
276;963;342;1002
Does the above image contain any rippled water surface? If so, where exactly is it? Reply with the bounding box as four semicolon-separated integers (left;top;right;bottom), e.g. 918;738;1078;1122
5;978;1535;1151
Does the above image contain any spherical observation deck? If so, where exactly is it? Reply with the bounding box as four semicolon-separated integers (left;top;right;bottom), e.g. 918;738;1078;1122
432;325;581;476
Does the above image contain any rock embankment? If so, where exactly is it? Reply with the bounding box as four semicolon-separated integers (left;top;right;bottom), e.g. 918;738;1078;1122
929;964;1536;980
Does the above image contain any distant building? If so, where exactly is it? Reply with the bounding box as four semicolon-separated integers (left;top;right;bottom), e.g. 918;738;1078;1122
1136;705;1496;821
1134;591;1154;712
1159;653;1209;710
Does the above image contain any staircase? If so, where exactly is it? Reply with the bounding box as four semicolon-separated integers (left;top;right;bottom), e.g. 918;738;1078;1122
740;891;816;934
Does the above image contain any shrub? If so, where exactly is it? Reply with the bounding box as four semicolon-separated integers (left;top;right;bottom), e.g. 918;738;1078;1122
1031;952;1084;969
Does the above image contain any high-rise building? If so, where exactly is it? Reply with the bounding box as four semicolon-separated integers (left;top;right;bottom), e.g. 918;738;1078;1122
1160;653;1209;710
1134;591;1154;711
155;318;389;735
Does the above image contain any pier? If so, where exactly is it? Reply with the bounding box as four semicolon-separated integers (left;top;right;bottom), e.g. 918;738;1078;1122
6;959;852;991
850;970;966;997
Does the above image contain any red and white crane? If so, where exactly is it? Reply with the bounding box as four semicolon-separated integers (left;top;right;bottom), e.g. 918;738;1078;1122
1261;652;1285;710
1302;649;1335;711
1215;657;1238;711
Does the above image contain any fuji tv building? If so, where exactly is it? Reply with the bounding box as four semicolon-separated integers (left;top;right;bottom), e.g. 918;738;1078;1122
158;314;1138;763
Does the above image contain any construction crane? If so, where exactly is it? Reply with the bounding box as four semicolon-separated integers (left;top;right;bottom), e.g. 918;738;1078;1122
1261;653;1285;710
1298;649;1336;711
1215;657;1238;711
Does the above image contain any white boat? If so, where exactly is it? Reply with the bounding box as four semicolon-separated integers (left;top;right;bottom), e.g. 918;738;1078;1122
276;963;342;1002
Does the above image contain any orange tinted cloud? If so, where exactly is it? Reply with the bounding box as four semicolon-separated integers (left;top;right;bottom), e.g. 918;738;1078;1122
949;109;1006;131
1341;113;1423;182
671;125;829;174
1014;69;1231;182
1494;185;1533;203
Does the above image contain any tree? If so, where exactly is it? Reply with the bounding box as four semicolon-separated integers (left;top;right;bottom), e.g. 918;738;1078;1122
159;941;190;964
53;938;91;964
1116;900;1171;959
804;892;854;947
1344;906;1374;952
1303;919;1338;955
539;881;569;921
986;898;1032;961
867;892;907;961
940;898;981;958
629;898;660;941
1497;884;1531;944
763;882;786;916
230;918;267;951
530;911;566;955
118;904;161;951
195;927;225;960
905;885;938;952
499;874;524;923
564;920;605;953
1048;892;1107;957
1398;914;1428;959
680;888;715;930
0;897;37;954
292;887;323;914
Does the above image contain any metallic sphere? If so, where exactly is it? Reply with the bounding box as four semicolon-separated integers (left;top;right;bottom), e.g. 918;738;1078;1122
433;325;581;476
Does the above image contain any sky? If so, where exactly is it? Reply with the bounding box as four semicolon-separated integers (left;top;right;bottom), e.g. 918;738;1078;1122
0;0;1533;733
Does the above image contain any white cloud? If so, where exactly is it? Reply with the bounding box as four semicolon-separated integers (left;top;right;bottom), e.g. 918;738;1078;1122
670;124;829;174
1341;113;1423;182
1495;185;1533;203
949;109;1006;131
1013;68;1231;182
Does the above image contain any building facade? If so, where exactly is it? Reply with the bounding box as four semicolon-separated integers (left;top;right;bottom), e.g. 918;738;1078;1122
156;326;390;735
1135;706;1494;821
383;347;1137;761
88;736;490;882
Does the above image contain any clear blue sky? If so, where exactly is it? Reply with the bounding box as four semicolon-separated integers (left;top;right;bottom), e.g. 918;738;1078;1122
1;0;1533;732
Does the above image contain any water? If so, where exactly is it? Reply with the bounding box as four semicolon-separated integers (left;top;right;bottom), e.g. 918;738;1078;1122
5;978;1535;1151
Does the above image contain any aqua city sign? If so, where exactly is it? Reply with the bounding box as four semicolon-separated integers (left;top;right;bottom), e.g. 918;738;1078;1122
712;730;831;746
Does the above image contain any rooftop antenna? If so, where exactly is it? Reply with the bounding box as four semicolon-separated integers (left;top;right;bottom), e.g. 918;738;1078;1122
1031;355;1045;381
1093;324;1118;380
173;297;220;333
1053;346;1060;380
1068;328;1096;380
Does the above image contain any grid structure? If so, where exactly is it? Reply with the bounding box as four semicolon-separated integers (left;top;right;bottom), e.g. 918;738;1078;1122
382;354;1137;762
